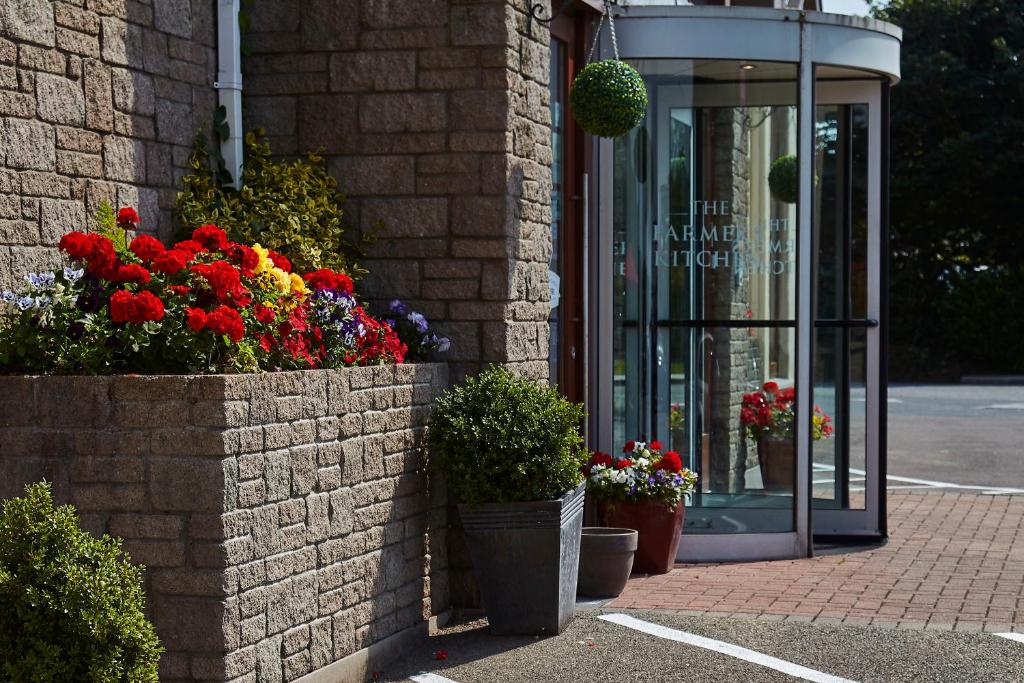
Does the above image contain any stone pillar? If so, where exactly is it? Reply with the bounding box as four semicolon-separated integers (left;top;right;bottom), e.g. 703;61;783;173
243;0;554;383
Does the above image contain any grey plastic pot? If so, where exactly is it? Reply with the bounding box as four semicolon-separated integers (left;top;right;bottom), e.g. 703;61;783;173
457;482;586;636
577;527;638;598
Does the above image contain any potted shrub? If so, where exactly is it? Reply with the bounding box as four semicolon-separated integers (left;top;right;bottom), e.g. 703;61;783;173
428;366;587;636
0;483;163;680
740;382;834;491
584;440;698;575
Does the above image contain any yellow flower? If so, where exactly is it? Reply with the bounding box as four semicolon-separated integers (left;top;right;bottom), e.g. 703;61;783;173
269;267;291;293
290;272;309;296
251;243;272;274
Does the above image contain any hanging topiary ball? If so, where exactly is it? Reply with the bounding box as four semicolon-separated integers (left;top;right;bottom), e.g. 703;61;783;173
768;154;799;204
570;60;648;138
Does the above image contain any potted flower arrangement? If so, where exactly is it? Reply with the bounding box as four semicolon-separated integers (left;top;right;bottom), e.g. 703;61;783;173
583;440;698;575
427;366;586;636
740;382;834;491
0;205;406;373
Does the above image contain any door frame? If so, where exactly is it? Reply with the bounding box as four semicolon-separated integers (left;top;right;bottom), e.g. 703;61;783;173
811;79;884;539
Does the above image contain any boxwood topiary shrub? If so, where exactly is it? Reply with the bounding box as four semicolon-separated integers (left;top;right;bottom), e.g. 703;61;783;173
0;483;162;682
428;365;586;506
570;60;648;138
176;129;373;278
768;154;799;204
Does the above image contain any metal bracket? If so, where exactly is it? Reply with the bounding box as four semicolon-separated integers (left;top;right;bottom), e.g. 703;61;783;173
528;0;575;36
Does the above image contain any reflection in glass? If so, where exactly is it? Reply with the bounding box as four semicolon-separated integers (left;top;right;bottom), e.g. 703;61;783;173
611;59;799;535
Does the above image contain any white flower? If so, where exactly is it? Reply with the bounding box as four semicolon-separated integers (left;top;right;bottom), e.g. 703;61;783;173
633;441;646;453
637;457;649;468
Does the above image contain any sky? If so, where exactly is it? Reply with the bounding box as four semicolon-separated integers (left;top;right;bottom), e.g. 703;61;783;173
822;0;874;16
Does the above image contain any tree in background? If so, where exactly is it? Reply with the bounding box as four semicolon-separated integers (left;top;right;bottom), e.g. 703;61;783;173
874;0;1024;378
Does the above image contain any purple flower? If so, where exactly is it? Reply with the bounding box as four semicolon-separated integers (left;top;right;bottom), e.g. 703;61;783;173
389;299;408;315
407;311;428;333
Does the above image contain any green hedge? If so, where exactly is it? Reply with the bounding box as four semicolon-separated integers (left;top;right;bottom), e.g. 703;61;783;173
0;483;162;682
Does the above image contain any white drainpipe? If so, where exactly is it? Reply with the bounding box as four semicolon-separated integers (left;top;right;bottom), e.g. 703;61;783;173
216;0;243;188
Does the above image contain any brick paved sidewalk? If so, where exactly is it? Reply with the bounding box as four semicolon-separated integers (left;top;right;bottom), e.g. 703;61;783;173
610;492;1024;631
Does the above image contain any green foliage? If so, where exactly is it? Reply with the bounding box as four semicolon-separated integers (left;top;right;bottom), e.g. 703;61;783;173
874;0;1024;377
428;366;586;506
768;155;798;204
0;483;162;682
937;265;1024;373
570;60;648;138
176;129;372;277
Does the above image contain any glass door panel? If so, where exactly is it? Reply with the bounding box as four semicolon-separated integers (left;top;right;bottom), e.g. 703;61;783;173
611;60;802;541
812;80;883;536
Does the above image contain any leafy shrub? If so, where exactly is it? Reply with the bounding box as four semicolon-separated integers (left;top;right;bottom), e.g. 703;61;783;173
938;265;1024;374
176;130;372;277
428;366;586;506
0;482;162;682
570;60;648;138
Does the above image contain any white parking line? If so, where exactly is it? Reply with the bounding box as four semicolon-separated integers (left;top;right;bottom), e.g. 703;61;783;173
995;633;1024;645
410;673;460;683
599;613;858;683
812;464;1024;496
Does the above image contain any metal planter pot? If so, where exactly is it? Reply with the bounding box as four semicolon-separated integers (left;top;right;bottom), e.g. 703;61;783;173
458;482;586;636
577;527;638;598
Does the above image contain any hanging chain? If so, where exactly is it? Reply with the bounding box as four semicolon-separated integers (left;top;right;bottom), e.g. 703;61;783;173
607;0;620;60
586;0;620;63
586;10;605;63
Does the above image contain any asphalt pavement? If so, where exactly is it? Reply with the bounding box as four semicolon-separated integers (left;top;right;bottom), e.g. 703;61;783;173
885;384;1024;487
382;609;1024;683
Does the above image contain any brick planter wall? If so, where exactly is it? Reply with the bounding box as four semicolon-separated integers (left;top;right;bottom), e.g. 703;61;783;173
0;364;449;683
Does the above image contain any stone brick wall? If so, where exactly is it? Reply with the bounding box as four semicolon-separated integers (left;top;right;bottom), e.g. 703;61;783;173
0;0;217;289
0;364;449;683
243;0;554;382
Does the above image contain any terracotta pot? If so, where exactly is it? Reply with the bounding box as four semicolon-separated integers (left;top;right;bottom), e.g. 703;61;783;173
601;500;684;574
577;527;638;598
757;437;794;492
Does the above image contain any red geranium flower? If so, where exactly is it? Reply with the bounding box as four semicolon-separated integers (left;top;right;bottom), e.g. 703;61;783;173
169;285;191;296
190;261;244;301
109;290;164;324
268;249;291;272
185;307;207;332
58;231;93;260
303;268;353;293
117;207;140;230
129;234;164;262
650;439;662;451
173;239;206;257
205;305;245;342
763;381;780;394
657;451;683;473
623;440;635;453
192;224;229;251
434;650;448;661
111;263;152;284
152;249;190;275
254;304;276;324
591;452;613;467
614;458;633;470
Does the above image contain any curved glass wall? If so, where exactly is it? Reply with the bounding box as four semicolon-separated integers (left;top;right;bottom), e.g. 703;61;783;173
612;60;801;535
589;7;900;560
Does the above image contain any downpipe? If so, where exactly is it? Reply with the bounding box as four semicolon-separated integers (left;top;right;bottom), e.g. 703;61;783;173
216;0;243;188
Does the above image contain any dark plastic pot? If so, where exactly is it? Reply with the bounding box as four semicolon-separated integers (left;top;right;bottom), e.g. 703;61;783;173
458;482;585;636
602;500;684;574
577;527;638;598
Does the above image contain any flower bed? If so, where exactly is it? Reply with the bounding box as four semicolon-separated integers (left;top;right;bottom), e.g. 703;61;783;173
0;207;406;374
